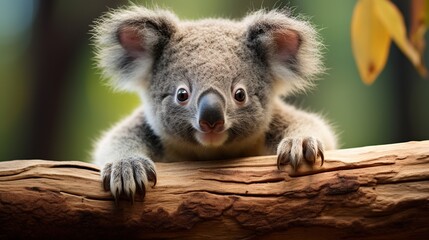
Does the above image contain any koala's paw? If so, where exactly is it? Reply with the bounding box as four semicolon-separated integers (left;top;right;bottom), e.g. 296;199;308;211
277;137;324;170
101;157;157;202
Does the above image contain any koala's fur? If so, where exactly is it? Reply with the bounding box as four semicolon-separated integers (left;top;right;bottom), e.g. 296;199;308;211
92;6;337;200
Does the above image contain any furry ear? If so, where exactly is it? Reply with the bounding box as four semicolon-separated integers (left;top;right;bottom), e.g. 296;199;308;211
93;6;178;91
243;10;324;95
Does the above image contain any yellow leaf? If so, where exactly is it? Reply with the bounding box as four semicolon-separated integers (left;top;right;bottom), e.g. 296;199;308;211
410;0;428;77
374;0;421;67
351;0;391;85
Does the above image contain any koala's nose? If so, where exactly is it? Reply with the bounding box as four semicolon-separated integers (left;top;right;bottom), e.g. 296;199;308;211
198;91;225;133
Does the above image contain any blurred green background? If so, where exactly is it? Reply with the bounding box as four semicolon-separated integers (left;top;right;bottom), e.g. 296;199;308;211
0;0;428;162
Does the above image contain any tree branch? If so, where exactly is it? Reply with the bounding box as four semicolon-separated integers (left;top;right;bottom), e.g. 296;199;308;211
1;141;428;239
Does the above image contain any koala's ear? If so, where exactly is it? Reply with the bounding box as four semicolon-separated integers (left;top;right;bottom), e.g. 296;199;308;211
243;10;324;95
93;6;178;91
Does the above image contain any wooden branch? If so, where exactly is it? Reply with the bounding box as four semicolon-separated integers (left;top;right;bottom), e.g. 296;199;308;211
1;141;429;239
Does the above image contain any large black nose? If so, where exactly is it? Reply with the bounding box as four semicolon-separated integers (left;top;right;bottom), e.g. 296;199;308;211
198;91;225;133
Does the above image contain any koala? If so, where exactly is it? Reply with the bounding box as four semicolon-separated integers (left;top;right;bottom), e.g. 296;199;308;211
92;6;337;201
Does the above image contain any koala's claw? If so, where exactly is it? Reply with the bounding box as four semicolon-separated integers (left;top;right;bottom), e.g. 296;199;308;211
102;163;112;191
101;157;157;202
277;137;324;170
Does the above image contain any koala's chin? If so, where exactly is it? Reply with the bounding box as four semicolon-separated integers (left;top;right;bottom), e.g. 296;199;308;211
195;131;229;147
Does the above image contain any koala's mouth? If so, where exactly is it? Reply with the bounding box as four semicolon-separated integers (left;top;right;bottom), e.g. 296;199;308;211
195;131;228;147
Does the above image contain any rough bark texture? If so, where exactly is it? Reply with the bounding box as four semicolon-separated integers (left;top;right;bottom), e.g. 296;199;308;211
1;141;428;239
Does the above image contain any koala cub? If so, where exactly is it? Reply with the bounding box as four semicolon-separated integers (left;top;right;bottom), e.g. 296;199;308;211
92;6;337;200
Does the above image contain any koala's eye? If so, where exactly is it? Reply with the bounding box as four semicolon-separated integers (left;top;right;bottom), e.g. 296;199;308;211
176;88;189;102
234;88;246;102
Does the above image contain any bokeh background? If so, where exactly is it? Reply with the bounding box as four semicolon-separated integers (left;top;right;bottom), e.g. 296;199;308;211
1;0;428;162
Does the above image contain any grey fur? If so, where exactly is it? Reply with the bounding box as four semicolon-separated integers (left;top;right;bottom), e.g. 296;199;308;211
92;6;337;201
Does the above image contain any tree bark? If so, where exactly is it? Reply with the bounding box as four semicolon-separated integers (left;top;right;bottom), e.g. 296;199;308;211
1;141;428;239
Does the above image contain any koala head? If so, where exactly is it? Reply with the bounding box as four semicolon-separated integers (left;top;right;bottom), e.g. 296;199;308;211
93;6;323;148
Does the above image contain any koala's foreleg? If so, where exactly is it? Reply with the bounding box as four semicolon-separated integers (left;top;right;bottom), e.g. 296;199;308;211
268;101;337;170
93;109;160;201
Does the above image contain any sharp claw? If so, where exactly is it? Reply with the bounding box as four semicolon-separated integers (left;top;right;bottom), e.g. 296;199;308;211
137;184;143;194
277;153;288;170
140;184;146;199
149;169;157;187
137;182;145;195
278;151;294;170
103;177;110;191
136;180;143;193
277;155;282;170
136;181;147;198
102;164;112;191
319;149;325;166
291;152;301;171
